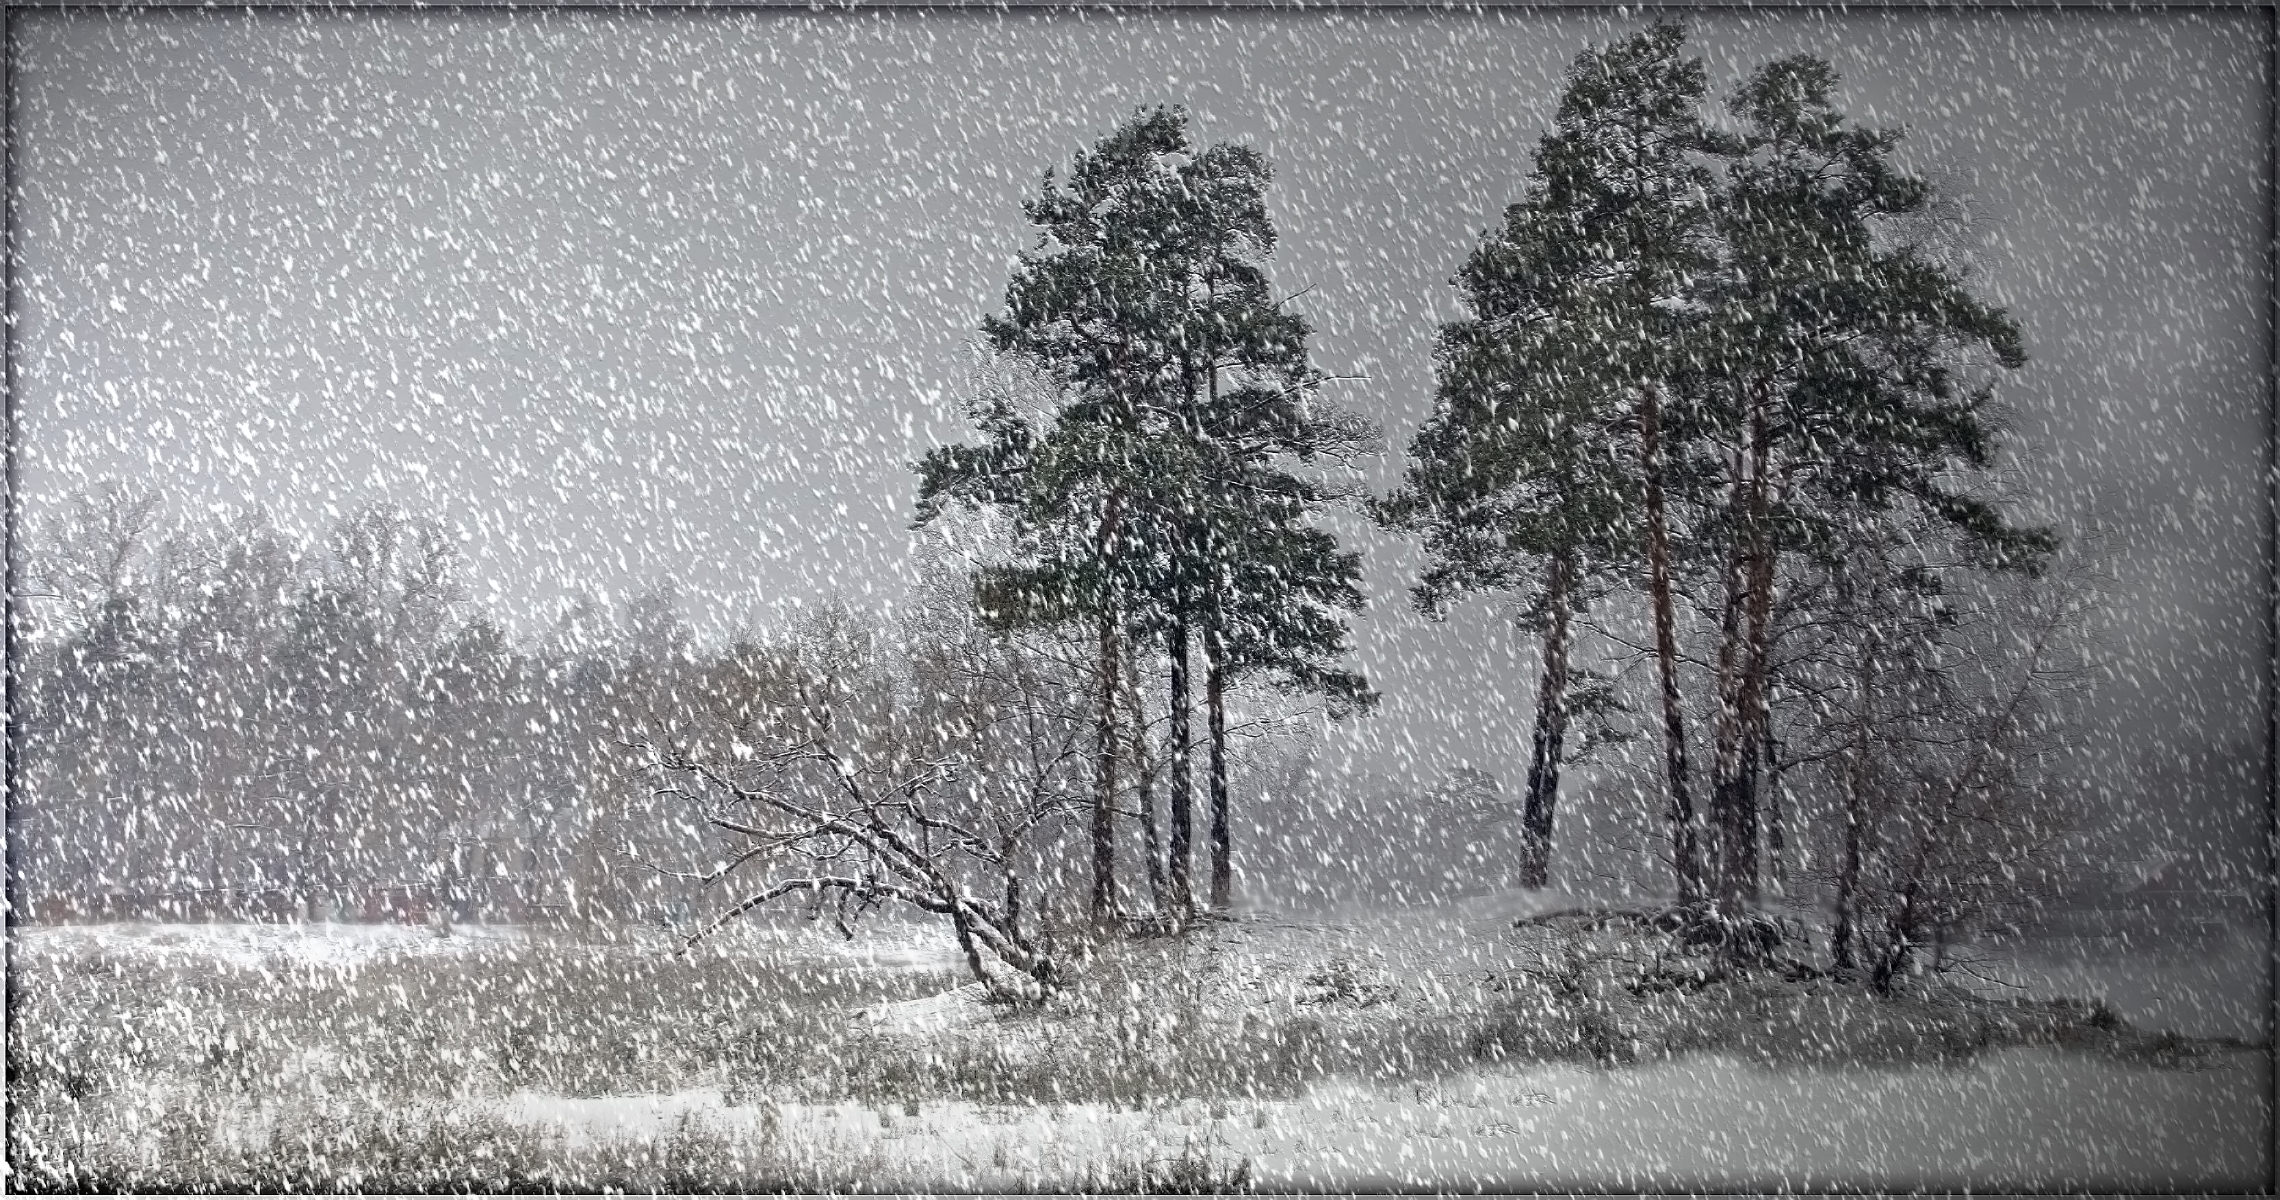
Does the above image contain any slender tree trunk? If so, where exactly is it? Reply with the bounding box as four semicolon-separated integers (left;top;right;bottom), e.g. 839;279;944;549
1124;652;1164;914
1763;722;1785;896
1638;384;1699;905
1710;381;1776;929
1831;783;1866;973
1518;550;1576;891
1167;615;1193;920
1708;482;1751;924
1091;487;1128;927
1736;456;1779;909
1709;533;1744;869
1091;613;1121;926
1206;617;1231;912
1831;570;1877;975
1201;355;1234;916
949;906;1001;999
1871;879;1922;996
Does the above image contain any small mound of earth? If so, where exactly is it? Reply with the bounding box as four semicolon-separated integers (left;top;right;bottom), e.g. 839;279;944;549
1495;906;2246;1070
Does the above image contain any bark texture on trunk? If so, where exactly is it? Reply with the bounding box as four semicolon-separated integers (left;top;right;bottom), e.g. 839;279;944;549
1708;525;1746;887
1735;471;1779;905
1639;384;1700;905
1831;772;1865;973
1831;573;1876;974
1206;618;1231;912
1711;384;1777;926
1517;550;1576;891
1091;612;1120;925
1166;615;1193;920
1124;655;1164;914
1763;728;1786;896
1088;486;1127;927
1870;880;1923;996
1003;864;1025;945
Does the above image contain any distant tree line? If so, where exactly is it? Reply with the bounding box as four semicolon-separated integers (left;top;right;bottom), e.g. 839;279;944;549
22;494;553;920
13;490;749;923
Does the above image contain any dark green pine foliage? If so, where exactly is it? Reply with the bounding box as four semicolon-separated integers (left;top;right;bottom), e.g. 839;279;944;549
1692;55;2057;923
1201;463;1374;718
1379;23;1713;893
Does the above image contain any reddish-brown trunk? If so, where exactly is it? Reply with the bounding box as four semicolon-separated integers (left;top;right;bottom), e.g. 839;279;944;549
1639;384;1700;905
1711;379;1779;925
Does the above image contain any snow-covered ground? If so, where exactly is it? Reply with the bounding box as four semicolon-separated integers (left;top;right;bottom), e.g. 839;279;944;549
21;912;969;974
21;918;530;970
1153;891;2272;1044
481;1045;2266;1191
481;895;2272;1190
25;895;2260;1041
14;896;2270;1191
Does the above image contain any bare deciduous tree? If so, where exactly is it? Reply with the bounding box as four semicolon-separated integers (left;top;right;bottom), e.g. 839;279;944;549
1781;528;2100;991
632;600;1094;1001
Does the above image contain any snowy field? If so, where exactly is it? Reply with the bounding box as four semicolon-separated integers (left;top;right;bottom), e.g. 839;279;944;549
31;914;966;976
483;1046;2262;1193
9;899;2269;1192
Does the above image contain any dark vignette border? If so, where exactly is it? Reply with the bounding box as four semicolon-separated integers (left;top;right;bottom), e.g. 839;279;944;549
0;3;2269;1195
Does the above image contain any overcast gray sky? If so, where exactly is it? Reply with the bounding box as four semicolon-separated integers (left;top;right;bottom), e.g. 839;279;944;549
16;7;2271;879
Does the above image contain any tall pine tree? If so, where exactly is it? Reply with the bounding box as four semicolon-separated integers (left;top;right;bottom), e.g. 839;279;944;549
1690;55;2054;929
917;108;1199;925
1382;23;1718;895
923;107;1373;922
